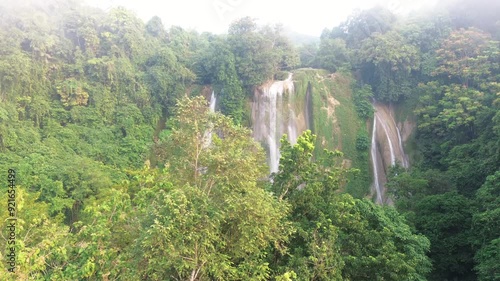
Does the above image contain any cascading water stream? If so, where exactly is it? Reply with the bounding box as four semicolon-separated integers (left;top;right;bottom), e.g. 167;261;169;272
287;81;298;145
203;91;217;148
371;117;383;204
371;102;410;204
252;73;300;174
389;109;409;168
209;90;216;112
288;109;298;145
395;125;408;168
268;84;280;173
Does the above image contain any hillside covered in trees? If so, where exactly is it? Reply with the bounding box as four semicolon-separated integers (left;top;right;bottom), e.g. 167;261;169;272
0;0;498;280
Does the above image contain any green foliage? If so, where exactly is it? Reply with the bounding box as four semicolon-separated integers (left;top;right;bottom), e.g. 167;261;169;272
416;82;485;136
387;167;480;280
132;96;291;280
399;12;452;53
145;16;168;41
297;43;318;68
271;131;431;280
353;84;374;119
228;17;299;88
274;71;290;80
434;28;499;87
56;188;134;279
474;239;500;281
145;46;195;112
0;188;69;280
358;30;421;101
415;192;476;280
314;38;350;72
473;171;500;281
196;37;245;124
355;132;370;151
332;6;397;48
334;196;431;281
0;1;498;280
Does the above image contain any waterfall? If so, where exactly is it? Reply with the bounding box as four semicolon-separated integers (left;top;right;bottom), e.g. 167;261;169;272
268;84;280;173
371;117;383;204
287;80;298;145
371;102;410;204
288;109;298;145
209;91;216;112
394;123;408;168
304;85;313;130
252;73;300;174
376;115;396;166
203;91;217;148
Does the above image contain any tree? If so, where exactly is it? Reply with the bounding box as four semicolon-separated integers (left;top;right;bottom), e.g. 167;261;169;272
271;131;431;280
196;37;245;124
434;28;499;87
336;6;396;49
145;16;168;41
387;168;478;280
260;24;300;71
352;84;374;119
358;30;420;101
334;196;431;281
416;82;484;138
100;7;146;61
0;188;69;280
228;17;296;88
297;43;318;68
52;187;134;279
132;96;291;280
314;38;350;72
145;46;195;113
472;171;500;281
412;191;475;280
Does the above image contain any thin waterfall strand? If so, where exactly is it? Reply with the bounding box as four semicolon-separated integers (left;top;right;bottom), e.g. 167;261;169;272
203;91;217;148
376;114;396;166
371;116;383;204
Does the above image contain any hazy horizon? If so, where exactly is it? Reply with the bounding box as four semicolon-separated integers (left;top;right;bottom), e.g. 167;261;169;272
84;0;438;36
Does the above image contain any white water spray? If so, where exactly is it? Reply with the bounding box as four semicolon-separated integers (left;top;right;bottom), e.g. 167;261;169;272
252;73;298;174
288;109;298;145
268;83;280;173
376;114;396;166
203;91;217;148
371;116;383;204
394;122;408;168
209;91;216;112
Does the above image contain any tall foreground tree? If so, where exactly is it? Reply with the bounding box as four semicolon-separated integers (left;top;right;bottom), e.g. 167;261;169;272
129;96;291;280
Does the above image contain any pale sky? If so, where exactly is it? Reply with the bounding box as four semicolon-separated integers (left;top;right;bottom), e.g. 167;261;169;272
84;0;438;36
